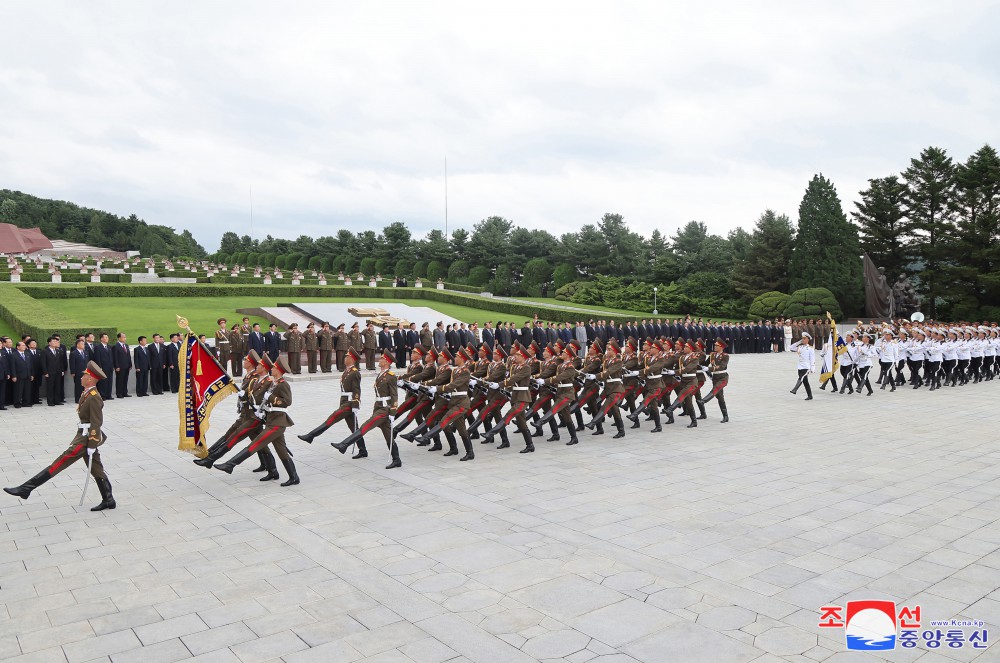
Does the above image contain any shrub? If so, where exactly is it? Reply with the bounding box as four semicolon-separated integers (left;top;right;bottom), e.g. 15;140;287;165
552;263;577;290
426;260;446;282
748;291;791;320
784;287;843;319
467;265;490;287
447;260;469;283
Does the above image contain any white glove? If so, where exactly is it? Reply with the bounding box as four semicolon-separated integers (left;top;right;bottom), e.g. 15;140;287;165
534;378;544;386
399;380;410;388
627;371;639;378
489;382;500;389
469;378;478;387
237;389;245;397
586;373;596;381
427;386;437;396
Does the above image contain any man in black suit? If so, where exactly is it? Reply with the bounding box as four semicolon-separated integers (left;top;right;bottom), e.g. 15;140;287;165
84;332;96;360
378;326;393;355
531;322;546;358
27;338;43;404
393;323;406;368
247;323;266;358
10;341;32;408
482;322;495;355
93;334;115;399
133;336;150;396
148;334;163;395
0;337;13;407
167;333;182;393
112;332;132;398
69;337;90;402
406;323;419;359
264;323;281;363
42;336;67;406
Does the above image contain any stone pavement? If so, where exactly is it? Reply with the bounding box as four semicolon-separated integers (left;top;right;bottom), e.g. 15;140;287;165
1;353;999;663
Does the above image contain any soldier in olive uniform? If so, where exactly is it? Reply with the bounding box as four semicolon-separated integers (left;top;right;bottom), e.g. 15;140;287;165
348;322;362;356
417;346;475;460
406;348;454;451
585;339;626;439
484;344;535;453
228;323;244;376
304;322;319;373
318;322;334;373
419;322;433;353
4;361;116;511
667;340;704;428
216;356;300;486
536;343;580;445
334;323;350;371
196;351;263;468
467;345;510;448
215;318;231;368
283;323;304;374
297;347;362;446
697;338;730;423
362;321;378;370
333;351;401;469
628;339;666;431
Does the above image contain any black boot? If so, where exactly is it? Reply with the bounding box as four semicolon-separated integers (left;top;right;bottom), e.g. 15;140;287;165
627;404;646;423
4;469;52;500
591;422;604;436
386;439;402;469
686;413;697;428
428;434;443;452
402;422;429;443
352;438;368;459
194;443;229;468
520;429;535;453
697;401;707;420
90;477;116;511
546;419;560;441
650;408;662;433
279;457;300;486
332;428;364;454
391;421;409;439
414;424;443;445
585;411;606;430
215;447;255;474
443;431;459;456
532;424;544;437
720;403;729;423
259;451;280;481
566;424;579;445
459;432;474;461
497;428;510;449
613;425;625;439
297;421;332;444
251;450;268;472
574;410;585;431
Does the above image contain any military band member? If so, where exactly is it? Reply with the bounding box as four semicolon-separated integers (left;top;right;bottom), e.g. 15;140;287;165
216;356;299;486
697;338;730;422
215;318;231;367
297;348;362;445
284;323;304;374
362;321;378;370
318;322;334;373
303;322;318;373
333;351;401;469
4;361;116;511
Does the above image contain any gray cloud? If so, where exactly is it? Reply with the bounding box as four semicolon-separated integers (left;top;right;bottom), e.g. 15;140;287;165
1;1;997;252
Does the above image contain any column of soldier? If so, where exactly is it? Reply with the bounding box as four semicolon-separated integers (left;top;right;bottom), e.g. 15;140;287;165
788;320;999;399
191;323;734;485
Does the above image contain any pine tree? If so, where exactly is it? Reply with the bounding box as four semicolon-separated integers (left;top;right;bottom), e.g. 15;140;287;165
950;144;1000;317
901;147;957;318
789;174;864;315
852;176;908;281
732;209;795;299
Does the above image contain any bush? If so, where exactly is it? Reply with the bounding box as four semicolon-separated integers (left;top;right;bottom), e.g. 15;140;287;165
554;281;584;301
447;260;469;283
412;260;427;279
395;259;412;278
307;255;322;270
375;258;389;275
342;256;357;274
748;291;791;320
467;265;490;287
274;255;287;269
553;263;577;290
784;287;843;319
264;254;277;268
426;260;446;282
358;257;375;275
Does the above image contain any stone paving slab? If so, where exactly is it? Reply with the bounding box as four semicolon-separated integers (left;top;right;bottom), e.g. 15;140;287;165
0;353;998;662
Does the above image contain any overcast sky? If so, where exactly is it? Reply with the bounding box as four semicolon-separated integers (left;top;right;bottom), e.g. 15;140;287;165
1;2;997;252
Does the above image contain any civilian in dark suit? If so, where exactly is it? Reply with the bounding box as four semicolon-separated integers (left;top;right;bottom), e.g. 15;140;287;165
406;324;419;357
133;336;150;396
378;327;393;353
532;323;546;357
393;324;407;368
264;323;281;362
1;338;14;407
93;334;115;399
167;333;182;393
112;332;132;398
445;325;460;354
11;341;32;408
27;340;43;404
42;336;67;406
247;324;266;358
482;324;495;351
148;335;163;395
69;338;90;401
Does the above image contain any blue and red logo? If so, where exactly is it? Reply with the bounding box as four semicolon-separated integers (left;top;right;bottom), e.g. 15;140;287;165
844;600;897;650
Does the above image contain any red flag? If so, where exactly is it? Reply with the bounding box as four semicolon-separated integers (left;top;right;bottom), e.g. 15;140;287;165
178;330;236;457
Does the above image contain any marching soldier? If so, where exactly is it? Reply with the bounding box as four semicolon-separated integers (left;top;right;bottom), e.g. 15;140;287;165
484;344;535;453
621;339;642;415
4;361;117;511
529;343;562;441
215;318;231;368
666;340;705;427
216;356;300;486
297;348;362;446
414;346;475;460
585;339;626;439
362;321;378;370
284;323;304;374
333;351;402;469
406;348;454;451
697;338;730;423
627;338;666;431
573;340;605;433
318;322;334;373
536;342;580;445
304;322;319;374
468;344;511;448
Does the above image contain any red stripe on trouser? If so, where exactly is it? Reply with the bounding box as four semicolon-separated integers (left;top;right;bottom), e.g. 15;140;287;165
248;427;281;453
479;399;504;419
424;403;448;427
600;392;624;417
396;395;418;415
550;397;572;414
360;413;386;434
578;386;598;404
226;421;262;449
439;408;467;428
503;402;527;426
323;405;352;427
470;395;486;411
675;383;698;402
528;392;553;415
641;389;663;408
708;378;728;398
49;443;86;475
402;399;432;424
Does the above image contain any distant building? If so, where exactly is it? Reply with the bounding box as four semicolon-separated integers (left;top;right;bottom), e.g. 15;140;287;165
0;223;125;258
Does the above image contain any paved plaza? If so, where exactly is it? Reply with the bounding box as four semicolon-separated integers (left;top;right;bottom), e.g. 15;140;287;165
1;353;999;663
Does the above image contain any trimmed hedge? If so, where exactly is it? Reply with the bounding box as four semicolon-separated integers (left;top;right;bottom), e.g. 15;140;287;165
0;272;131;283
783;287;843;320
748;291;791;320
0;285;116;341
17;283;631;325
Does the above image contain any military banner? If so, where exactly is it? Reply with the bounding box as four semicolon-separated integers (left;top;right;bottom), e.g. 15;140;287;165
820;312;845;385
177;316;237;458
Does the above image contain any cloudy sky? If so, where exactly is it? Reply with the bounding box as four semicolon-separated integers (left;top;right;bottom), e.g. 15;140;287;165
1;2;997;252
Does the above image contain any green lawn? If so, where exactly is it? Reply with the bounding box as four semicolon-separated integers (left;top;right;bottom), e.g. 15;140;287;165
34;296;530;339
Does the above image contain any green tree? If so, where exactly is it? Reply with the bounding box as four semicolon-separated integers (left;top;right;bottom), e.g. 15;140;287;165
418;229;452;263
599;213;645;277
342;256;357;274
491;263;514;295
360;257;377;275
450;228;469;259
788;174;864;315
467;216;513;269
395;258;412;278
522;257;553;296
218;231;242;256
447;260;469;283
732;209;796;300
949;144;1000;317
378;222;412;261
426;260;446;281
552;263;577;289
852;175;908;281
467;265;491;287
374;258;389;275
901;147;957;317
412;260;427;278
